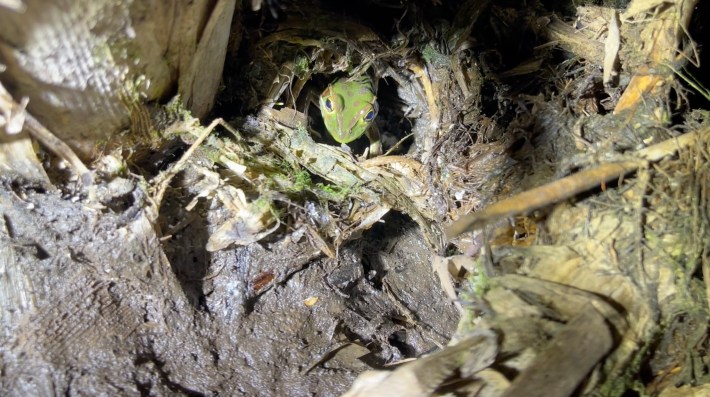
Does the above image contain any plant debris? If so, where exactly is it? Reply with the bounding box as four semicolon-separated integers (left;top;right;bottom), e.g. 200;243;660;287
1;0;710;396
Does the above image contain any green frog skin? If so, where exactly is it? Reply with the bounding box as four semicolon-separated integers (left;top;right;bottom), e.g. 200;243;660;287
319;74;382;156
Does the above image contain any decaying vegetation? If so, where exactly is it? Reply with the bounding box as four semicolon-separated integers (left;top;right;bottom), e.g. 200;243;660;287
1;0;709;396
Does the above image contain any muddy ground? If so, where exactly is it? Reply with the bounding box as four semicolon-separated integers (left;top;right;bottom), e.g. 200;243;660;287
2;0;710;396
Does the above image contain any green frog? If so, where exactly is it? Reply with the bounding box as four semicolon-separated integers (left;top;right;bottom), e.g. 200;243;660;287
319;74;382;157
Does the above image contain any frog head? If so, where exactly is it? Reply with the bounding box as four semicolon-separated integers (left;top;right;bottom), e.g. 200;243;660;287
319;76;378;144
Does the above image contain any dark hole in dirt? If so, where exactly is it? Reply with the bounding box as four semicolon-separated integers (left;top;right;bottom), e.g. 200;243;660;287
377;76;414;154
681;0;710;111
508;136;528;154
388;329;415;357
27;243;50;260
136;138;188;176
359;253;381;290
480;80;502;118
9;179;46;196
102;190;136;213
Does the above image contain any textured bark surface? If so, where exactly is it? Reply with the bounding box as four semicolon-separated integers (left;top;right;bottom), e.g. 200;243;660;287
0;0;235;156
1;0;710;396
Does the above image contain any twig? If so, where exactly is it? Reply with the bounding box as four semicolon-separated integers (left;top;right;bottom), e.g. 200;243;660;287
24;112;93;186
446;127;710;238
408;63;440;128
151;118;222;207
603;9;620;87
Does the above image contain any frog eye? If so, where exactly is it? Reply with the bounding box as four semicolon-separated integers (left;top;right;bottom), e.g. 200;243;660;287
324;98;334;112
363;109;375;122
